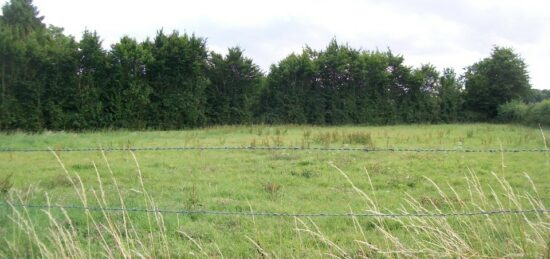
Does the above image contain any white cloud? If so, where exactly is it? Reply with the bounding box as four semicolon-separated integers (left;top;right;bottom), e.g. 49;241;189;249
1;0;549;88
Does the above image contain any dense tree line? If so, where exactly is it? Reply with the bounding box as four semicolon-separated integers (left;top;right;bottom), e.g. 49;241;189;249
256;43;467;125
0;0;543;131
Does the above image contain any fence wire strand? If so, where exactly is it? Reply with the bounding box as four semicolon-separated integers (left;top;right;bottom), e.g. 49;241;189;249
0;146;548;153
1;202;548;218
1;145;548;218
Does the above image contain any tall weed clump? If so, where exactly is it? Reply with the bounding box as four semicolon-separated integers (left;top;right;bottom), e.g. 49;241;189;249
295;164;550;258
2;151;211;258
313;131;375;147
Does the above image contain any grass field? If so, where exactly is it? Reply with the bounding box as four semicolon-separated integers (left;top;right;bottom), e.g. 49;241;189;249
0;124;549;257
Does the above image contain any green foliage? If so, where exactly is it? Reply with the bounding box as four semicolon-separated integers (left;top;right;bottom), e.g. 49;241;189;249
206;47;262;125
525;100;550;126
406;64;440;123
1;0;44;37
147;31;209;129
0;0;49;131
107;36;152;129
438;68;463;122
0;0;540;131
525;89;550;103
497;100;528;122
257;49;317;124
40;26;79;130
75;30;108;129
497;99;550;126
259;43;466;125
464;46;531;119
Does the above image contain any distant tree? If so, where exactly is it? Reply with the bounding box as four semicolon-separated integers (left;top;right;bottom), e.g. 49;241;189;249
0;16;15;129
438;68;463;122
74;30;108;129
359;51;392;124
0;0;47;130
147;31;209;129
1;0;540;130
464;46;531;119
258;49;318;124
206;47;262;124
525;89;550;103
0;0;44;37
384;51;414;123
314;40;362;124
107;36;152;129
40;26;79;129
407;64;440;123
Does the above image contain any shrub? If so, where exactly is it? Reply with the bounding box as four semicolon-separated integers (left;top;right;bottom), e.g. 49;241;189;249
497;100;528;122
525;99;550;126
0;174;13;197
497;99;550;126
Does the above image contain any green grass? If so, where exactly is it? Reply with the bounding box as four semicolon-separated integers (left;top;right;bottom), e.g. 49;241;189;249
0;124;549;257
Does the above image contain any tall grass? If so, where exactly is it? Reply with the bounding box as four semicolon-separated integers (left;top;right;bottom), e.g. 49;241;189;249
294;164;550;258
1;148;549;257
3;150;219;258
313;131;375;147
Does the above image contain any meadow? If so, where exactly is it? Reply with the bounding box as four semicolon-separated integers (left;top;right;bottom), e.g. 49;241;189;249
0;124;549;258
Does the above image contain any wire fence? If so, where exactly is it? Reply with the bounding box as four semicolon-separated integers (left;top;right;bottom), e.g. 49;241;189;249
1;202;548;218
1;145;548;218
0;146;548;153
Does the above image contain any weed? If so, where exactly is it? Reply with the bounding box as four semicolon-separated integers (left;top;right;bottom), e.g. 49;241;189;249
301;128;312;148
0;173;13;197
297;161;312;166
260;137;270;146
186;184;201;210
271;135;284;147
419;196;441;208
466;129;474;138
41;174;74;189
342;132;374;146
290;169;316;179
263;182;281;194
302;128;312;139
71;163;94;171
314;132;333;147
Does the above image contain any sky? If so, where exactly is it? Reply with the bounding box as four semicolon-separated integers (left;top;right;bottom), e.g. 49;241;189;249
3;0;549;89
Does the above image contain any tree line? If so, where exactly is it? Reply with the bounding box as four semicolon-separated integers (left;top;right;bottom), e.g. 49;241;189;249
0;0;546;131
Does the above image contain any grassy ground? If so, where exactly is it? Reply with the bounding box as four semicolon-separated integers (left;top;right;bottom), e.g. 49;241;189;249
0;124;549;257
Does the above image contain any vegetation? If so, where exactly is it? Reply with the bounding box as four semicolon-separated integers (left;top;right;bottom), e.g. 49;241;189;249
498;99;550;126
1;0;547;131
0;124;549;257
1;0;549;257
526;89;550;103
464;47;531;119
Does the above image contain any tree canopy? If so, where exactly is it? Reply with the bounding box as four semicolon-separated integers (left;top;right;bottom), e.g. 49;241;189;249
464;46;531;119
0;0;540;131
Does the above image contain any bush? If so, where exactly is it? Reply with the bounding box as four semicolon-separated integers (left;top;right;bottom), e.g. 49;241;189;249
498;99;550;126
525;99;550;126
496;100;528;122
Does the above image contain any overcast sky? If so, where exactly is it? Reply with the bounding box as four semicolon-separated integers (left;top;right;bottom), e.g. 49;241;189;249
3;0;549;89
